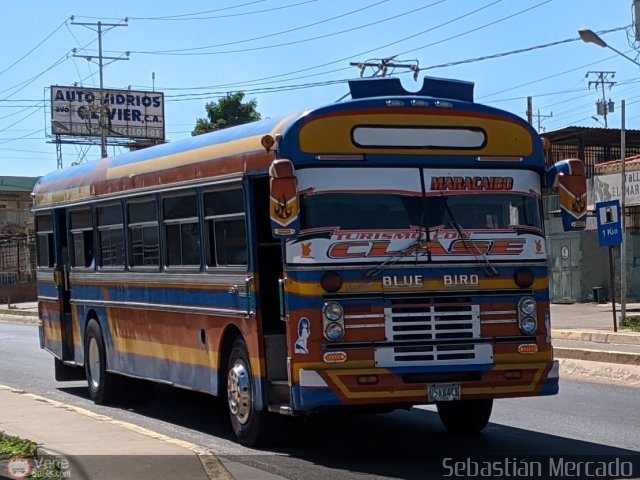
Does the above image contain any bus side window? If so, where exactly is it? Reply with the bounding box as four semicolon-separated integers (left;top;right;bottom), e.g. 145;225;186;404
97;203;125;268
203;188;247;267
70;208;94;268
128;199;159;268
162;193;201;267
35;213;54;268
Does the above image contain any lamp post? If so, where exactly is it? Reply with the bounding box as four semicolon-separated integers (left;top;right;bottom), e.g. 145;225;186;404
578;28;633;325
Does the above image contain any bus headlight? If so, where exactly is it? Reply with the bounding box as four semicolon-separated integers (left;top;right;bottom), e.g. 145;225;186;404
322;301;343;322
322;301;344;341
518;297;536;316
517;297;537;334
324;322;345;342
519;316;537;335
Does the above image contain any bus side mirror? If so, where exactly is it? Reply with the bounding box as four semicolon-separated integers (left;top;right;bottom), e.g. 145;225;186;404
546;158;587;231
269;159;300;239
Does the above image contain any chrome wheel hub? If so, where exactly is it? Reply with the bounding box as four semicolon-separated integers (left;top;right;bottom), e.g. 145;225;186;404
88;337;101;389
227;359;251;425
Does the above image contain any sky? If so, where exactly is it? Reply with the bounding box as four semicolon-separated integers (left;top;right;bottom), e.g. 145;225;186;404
1;0;639;178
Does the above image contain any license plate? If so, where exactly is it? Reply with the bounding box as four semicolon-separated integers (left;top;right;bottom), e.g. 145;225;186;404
428;383;461;402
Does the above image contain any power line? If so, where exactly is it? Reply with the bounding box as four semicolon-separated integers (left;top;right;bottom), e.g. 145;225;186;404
131;0;502;94
0;129;46;145
477;46;629;100
71;0;267;21
131;0;391;54
393;0;552;58
0;19;67;77
130;1;448;56
0;55;69;99
131;0;317;21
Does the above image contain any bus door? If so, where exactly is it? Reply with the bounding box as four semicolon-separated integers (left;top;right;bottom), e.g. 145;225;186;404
53;209;74;361
251;176;288;405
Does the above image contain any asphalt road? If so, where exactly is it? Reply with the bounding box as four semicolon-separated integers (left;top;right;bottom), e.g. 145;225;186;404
1;319;640;480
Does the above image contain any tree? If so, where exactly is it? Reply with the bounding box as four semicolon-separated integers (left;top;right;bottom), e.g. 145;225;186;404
192;92;261;136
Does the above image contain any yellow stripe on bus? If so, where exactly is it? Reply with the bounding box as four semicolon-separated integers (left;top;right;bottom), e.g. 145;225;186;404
286;277;548;297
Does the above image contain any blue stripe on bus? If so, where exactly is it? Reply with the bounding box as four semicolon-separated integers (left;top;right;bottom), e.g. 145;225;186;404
70;285;249;310
292;385;341;410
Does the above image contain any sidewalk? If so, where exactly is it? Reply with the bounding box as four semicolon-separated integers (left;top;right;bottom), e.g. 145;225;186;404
0;386;225;480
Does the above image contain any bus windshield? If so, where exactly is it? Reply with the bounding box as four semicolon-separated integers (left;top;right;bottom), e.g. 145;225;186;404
300;192;542;232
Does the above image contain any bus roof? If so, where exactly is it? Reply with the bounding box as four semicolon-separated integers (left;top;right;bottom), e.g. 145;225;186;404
34;77;543;209
33;113;301;208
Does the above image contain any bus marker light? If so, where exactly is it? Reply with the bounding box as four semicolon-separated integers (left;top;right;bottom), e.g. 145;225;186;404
261;134;275;150
518;344;538;354
357;375;378;385
320;271;343;293
323;351;347;363
514;268;535;288
504;370;523;380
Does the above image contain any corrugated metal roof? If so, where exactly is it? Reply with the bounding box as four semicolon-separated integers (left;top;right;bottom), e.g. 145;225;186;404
0;176;40;192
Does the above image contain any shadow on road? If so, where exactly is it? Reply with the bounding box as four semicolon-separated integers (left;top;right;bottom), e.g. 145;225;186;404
58;384;640;480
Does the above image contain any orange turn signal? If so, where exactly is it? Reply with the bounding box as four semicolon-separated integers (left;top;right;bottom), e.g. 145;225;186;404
518;344;538;354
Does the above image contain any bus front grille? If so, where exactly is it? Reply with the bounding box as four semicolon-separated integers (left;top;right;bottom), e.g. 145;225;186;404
373;297;493;367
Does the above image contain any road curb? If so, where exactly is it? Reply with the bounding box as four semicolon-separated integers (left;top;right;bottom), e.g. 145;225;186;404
552;329;640;345
0;308;37;318
0;385;234;480
559;358;640;387
554;346;640;365
0;314;39;326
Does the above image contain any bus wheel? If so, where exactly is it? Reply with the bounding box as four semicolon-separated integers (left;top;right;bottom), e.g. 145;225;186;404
226;337;265;446
84;319;122;404
436;399;493;433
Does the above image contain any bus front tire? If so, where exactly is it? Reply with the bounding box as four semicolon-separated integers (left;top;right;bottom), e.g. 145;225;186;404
84;319;122;404
226;337;266;446
436;399;493;433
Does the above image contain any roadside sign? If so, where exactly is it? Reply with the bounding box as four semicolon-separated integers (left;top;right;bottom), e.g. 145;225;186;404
596;200;622;247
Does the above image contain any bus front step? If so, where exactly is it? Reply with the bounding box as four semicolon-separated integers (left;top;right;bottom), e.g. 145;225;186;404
268;404;293;415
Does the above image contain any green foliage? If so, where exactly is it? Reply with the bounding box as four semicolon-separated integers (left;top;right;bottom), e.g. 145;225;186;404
192;92;261;136
1;432;66;479
621;315;640;332
0;432;38;460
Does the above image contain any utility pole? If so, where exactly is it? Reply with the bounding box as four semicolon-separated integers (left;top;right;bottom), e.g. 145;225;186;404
525;97;552;132
70;17;128;158
534;110;553;132
586;71;615;127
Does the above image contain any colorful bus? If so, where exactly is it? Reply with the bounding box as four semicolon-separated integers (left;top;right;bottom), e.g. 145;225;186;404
33;77;587;446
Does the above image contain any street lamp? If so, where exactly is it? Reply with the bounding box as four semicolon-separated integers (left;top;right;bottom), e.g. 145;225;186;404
578;28;631;324
578;29;640;68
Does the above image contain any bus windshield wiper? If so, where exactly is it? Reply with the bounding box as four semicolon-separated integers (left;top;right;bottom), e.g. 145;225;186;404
440;194;499;277
365;196;431;279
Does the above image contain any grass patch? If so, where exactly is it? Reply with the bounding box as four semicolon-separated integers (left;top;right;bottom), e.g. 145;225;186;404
621;315;640;332
0;432;65;479
0;432;38;459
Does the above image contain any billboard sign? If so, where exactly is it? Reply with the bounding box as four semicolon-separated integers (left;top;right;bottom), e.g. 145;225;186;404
593;171;640;207
50;86;165;141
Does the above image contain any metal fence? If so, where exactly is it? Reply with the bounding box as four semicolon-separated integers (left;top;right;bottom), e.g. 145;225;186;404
0;235;35;284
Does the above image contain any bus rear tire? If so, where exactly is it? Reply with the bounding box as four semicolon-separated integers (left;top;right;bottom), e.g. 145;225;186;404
226;337;267;446
84;319;123;404
436;399;493;433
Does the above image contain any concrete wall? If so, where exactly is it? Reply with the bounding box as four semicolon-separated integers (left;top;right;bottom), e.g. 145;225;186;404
0;281;36;304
